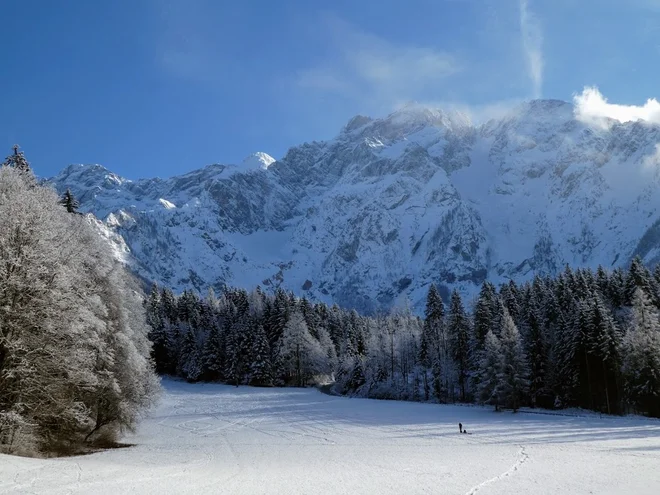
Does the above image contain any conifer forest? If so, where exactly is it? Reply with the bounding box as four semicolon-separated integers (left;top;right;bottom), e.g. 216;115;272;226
146;258;660;418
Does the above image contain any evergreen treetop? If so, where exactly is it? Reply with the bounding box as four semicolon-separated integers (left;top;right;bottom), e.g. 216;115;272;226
2;145;32;173
59;188;80;214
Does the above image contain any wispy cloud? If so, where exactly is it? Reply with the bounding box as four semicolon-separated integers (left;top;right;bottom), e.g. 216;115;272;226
643;144;660;172
519;0;543;99
295;14;460;112
404;98;524;125
574;86;660;128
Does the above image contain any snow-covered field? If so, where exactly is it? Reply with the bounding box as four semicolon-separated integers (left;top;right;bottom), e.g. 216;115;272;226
2;380;660;494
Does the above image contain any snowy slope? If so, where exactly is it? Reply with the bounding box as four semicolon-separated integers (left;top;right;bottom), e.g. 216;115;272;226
2;380;659;494
49;99;660;312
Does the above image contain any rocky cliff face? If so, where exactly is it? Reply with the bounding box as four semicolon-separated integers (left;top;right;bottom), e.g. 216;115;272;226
50;100;660;312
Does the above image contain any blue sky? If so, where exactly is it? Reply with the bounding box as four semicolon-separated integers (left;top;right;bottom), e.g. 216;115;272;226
1;0;659;179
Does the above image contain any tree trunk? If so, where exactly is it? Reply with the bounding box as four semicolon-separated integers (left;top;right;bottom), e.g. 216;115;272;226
390;334;394;383
295;343;301;387
602;360;611;415
585;352;594;410
423;372;429;401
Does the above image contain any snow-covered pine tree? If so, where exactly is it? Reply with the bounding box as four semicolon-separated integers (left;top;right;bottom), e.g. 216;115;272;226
447;289;471;401
317;326;338;374
498;309;530;412
1;145;32;175
298;296;320;340
177;290;201;327
178;328;202;382
477;330;503;411
573;298;597;410
608;268;627;308
159;287;178;322
525;287;550;408
420;284;445;400
265;288;290;349
586;294;621;414
59;188;80;214
622;288;660;417
500;280;522;328
653;264;660;293
145;283;162;329
625;256;655;307
201;321;224;381
420;284;443;364
551;293;584;408
249;325;273;386
248;286;267;321
325;304;344;354
596;265;610;303
474;281;497;349
224;320;248;386
145;283;172;374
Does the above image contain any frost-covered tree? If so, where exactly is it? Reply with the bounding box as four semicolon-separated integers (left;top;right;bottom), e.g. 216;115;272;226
498;310;529;412
249;325;273;386
138;252;660;418
0;166;158;455
474;282;497;349
525;292;550;407
621;289;660;417
201;322;224;381
224;320;250;386
447;289;471;401
477;331;503;411
178;328;202;382
280;312;328;386
420;284;446;400
59;188;80;214
625;256;655;306
586;295;620;414
1;145;32;174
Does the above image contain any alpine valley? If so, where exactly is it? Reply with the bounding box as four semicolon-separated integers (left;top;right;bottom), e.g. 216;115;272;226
50;99;660;313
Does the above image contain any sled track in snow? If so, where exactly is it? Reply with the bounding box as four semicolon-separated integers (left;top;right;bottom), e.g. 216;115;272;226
465;445;529;495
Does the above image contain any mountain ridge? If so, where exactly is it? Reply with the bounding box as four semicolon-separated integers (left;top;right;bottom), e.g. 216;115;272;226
50;99;660;312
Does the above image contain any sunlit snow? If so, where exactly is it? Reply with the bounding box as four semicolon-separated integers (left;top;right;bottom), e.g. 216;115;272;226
158;198;176;209
2;380;658;494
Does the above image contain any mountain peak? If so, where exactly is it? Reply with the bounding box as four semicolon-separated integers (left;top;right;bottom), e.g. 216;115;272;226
55;163;129;187
49;99;660;314
240;152;275;171
381;104;473;137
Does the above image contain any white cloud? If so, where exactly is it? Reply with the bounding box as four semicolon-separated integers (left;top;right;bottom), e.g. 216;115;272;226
573;86;660;128
404;98;524;125
295;15;460;112
643;144;660;171
519;0;543;99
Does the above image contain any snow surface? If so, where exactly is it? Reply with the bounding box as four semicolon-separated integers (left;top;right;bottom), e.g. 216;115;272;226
2;380;659;494
49;101;660;313
240;152;276;171
158;198;176;209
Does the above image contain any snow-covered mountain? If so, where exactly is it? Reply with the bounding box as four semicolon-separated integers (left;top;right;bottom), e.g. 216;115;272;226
50;99;660;312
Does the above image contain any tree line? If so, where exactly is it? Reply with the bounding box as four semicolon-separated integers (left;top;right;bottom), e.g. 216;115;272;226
0;148;159;457
146;257;660;418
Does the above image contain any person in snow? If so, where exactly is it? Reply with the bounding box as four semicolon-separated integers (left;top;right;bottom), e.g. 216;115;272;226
459;423;463;433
